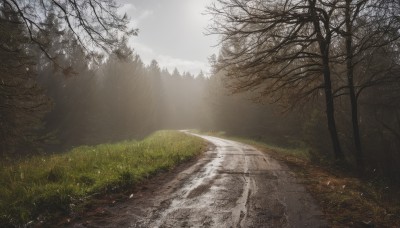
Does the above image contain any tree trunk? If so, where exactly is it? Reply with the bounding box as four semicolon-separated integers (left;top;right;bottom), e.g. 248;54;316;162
322;57;345;161
345;0;364;173
309;0;345;161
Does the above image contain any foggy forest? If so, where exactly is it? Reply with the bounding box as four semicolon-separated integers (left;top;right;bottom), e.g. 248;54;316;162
1;0;400;227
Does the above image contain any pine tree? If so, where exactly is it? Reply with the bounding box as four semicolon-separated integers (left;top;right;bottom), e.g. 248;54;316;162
0;6;52;156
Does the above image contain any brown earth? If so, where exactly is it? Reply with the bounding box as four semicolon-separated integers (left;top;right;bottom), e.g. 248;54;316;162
63;133;328;228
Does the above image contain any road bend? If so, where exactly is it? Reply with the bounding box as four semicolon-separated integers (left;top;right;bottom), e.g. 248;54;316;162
70;133;327;228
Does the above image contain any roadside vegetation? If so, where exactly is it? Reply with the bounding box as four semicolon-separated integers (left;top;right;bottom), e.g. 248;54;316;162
204;131;400;227
0;131;206;227
2;1;400;226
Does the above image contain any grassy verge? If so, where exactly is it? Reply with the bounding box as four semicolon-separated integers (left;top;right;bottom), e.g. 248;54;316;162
202;131;400;227
0;130;206;227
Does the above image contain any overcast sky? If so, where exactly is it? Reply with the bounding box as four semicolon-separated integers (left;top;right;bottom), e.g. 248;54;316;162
119;0;218;76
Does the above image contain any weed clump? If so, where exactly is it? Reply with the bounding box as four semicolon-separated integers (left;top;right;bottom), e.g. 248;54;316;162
78;175;95;186
118;171;135;187
46;166;65;183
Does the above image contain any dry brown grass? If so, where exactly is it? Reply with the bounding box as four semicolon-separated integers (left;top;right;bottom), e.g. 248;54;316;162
257;145;400;227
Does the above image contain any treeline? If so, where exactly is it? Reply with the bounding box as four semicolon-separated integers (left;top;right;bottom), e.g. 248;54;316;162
0;1;134;155
209;68;400;183
1;1;400;183
0;4;215;154
207;0;400;181
39;52;211;151
0;6;290;159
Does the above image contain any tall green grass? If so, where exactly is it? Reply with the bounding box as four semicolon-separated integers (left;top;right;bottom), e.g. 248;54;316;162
0;130;206;227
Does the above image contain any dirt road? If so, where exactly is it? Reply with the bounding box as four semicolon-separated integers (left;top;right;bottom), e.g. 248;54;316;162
70;133;327;227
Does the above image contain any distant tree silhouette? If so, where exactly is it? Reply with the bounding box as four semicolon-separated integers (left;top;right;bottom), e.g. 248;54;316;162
0;6;52;155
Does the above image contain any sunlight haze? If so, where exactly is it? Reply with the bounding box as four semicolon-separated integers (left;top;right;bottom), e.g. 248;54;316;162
2;1;400;226
121;0;217;75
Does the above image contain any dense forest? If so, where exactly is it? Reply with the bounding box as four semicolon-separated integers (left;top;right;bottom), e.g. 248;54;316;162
1;0;400;185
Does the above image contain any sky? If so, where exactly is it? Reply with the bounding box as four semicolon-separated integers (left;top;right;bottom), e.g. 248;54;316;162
119;0;218;76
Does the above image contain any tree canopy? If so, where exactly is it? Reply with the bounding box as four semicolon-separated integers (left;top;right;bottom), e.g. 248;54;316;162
207;0;400;171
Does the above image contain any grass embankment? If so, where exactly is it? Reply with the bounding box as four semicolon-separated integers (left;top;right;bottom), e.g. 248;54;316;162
0;130;206;227
205;131;400;227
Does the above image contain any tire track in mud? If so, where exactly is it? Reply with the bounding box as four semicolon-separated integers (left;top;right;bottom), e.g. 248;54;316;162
231;146;254;228
68;133;327;228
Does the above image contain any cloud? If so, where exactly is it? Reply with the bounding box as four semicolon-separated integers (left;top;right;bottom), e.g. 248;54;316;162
118;3;136;15
131;42;209;75
157;55;208;75
120;4;154;28
137;10;154;21
122;2;214;76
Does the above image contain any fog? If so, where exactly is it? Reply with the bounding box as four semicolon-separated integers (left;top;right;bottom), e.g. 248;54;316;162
120;0;217;75
4;2;400;228
1;0;400;184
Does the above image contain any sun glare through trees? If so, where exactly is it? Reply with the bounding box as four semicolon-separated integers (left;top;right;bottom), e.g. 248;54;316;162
1;0;400;227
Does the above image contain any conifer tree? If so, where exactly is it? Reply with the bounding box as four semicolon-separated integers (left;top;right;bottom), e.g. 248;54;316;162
0;6;52;155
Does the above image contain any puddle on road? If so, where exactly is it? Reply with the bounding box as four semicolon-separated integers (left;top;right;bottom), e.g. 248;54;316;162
150;136;230;227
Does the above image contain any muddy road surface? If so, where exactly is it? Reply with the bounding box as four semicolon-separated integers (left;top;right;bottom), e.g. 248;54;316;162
69;133;327;228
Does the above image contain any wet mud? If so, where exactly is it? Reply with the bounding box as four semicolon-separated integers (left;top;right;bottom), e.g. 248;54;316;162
68;133;327;228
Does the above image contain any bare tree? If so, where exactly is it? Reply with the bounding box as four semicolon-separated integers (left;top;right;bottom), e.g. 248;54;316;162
1;0;136;64
207;0;345;160
332;0;400;172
